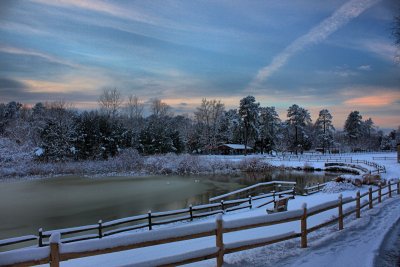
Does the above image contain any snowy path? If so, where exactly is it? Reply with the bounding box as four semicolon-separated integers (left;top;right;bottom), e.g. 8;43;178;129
222;196;400;267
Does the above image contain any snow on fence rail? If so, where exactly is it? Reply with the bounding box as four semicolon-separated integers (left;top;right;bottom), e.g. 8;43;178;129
0;182;295;251
271;157;386;174
2;181;399;267
209;181;296;202
0;186;294;250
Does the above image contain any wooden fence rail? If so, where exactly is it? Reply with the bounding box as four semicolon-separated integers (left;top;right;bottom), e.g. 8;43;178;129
2;180;398;267
0;187;295;250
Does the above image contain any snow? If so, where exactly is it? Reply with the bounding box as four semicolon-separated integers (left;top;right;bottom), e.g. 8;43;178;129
43;224;98;236
0;235;37;246
60;220;216;254
34;148;44;157
224;209;303;230
1;152;399;267
0;246;49;266
321;181;357;193
221;144;253;150
49;232;60;244
224;231;296;250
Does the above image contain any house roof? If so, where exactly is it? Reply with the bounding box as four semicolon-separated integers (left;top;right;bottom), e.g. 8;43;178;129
219;144;253;150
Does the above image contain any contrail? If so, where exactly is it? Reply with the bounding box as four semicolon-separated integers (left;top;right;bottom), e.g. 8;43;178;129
248;0;382;89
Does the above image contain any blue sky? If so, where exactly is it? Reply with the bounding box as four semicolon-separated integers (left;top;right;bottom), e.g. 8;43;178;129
0;0;399;128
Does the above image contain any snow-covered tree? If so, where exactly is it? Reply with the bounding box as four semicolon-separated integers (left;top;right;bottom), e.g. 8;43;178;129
38;102;77;161
220;109;242;145
239;96;259;155
0;101;23;135
344;111;363;149
194;98;225;152
314;109;335;154
258;106;281;153
286;104;312;154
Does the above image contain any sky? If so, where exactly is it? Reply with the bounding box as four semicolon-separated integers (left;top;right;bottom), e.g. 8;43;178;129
0;0;399;129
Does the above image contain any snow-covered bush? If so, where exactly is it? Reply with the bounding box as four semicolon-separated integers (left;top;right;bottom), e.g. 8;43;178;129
238;157;272;172
177;154;205;174
111;148;144;171
321;181;357;193
144;154;176;174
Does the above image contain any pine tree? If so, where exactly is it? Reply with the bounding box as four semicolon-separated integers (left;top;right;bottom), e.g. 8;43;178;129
239;96;259;155
286;104;312;154
314;109;335;154
258;106;281;153
344;111;363;149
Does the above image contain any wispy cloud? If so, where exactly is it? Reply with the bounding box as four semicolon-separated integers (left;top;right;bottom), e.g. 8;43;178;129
360;39;398;62
0;45;76;68
249;0;381;89
358;64;371;71
30;0;163;26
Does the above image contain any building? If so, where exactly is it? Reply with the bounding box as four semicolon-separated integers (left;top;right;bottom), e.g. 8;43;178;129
217;144;253;155
397;143;400;163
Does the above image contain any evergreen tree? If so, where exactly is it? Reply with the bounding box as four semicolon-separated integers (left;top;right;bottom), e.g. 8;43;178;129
344;111;363;149
286;104;312;154
314;109;335;154
239;96;259;155
38;103;76;161
258;106;281;153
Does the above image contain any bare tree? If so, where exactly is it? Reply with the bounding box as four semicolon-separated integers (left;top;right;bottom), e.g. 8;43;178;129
98;88;123;117
194;98;225;151
150;98;171;117
125;94;144;120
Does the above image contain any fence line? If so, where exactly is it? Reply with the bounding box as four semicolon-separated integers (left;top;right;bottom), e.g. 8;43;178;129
209;181;296;202
0;187;295;250
2;180;398;267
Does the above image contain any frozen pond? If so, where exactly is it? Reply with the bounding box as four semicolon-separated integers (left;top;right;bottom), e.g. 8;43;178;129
0;170;337;241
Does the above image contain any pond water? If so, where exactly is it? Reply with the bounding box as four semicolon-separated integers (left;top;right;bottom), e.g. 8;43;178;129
0;170;337;241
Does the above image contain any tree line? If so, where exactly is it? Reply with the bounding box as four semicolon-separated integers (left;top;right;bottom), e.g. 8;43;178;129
0;89;398;162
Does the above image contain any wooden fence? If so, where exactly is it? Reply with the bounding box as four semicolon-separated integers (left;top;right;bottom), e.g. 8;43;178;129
209;181;296;202
275;157;386;174
2;181;398;267
0;186;295;250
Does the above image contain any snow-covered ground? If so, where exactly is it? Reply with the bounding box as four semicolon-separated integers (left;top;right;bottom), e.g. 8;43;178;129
0;152;399;266
21;184;397;267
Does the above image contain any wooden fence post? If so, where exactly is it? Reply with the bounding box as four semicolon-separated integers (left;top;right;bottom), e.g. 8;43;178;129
368;187;373;209
356;191;360;219
272;191;276;202
38;228;43;247
148;211;152;230
317;183;320;192
301;203;307;248
378;183;382;203
98;220;103;238
398;181;400;195
388;181;392;198
49;232;60;267
189;205;193;221
248;195;252;209
338;194;343;230
215;214;224;267
220;200;225;213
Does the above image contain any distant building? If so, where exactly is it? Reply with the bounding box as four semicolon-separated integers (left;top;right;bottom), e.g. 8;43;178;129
217;144;253;155
397;143;400;163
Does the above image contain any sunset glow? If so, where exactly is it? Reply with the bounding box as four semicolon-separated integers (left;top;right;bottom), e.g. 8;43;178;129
0;0;399;128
